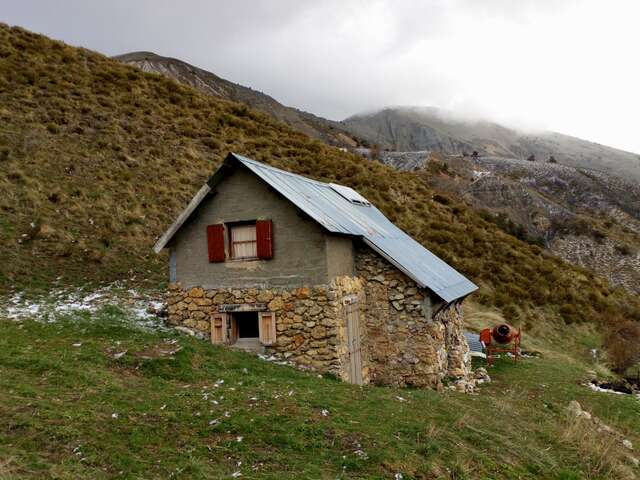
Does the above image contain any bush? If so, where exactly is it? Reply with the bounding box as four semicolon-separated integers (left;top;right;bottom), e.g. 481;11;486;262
614;243;633;256
603;319;640;374
433;193;451;205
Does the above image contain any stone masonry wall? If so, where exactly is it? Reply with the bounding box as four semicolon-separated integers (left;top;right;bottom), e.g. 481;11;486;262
166;276;364;379
165;248;470;390
355;247;471;389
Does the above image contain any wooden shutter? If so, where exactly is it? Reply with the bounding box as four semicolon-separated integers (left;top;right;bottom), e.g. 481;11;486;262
259;311;276;345
211;312;228;344
207;224;225;262
256;220;273;259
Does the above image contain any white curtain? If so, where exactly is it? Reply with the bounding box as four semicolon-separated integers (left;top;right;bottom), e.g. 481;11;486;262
231;225;257;259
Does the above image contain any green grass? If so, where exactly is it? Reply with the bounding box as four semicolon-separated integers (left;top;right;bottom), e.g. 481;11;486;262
1;309;639;479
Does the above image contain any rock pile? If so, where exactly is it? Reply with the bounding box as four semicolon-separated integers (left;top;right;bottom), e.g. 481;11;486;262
448;367;492;393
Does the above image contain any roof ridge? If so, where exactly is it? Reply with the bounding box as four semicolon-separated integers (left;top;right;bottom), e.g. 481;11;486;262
231;153;335;188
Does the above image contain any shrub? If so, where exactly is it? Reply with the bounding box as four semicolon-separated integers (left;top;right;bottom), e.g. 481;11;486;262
433;193;451;205
614;243;633;256
603;319;640;374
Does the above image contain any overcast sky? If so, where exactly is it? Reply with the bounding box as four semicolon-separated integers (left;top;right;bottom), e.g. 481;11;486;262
3;0;640;153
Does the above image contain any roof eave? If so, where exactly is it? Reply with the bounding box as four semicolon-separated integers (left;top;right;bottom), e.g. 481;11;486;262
153;153;241;254
153;183;212;253
362;237;477;303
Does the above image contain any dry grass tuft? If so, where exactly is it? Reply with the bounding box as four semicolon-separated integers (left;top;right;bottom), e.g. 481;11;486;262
560;416;636;479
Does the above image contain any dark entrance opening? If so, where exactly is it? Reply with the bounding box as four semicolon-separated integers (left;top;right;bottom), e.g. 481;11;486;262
235;312;259;338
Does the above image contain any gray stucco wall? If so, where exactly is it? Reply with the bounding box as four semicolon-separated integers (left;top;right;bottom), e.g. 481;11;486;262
326;236;355;279
172;166;353;288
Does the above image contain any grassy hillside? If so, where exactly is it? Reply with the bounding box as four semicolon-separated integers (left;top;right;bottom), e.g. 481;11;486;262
114;51;360;149
1;23;639;333
1;308;639;479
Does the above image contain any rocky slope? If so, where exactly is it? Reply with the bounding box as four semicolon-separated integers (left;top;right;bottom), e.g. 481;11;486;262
114;51;359;148
344;107;640;182
380;151;640;293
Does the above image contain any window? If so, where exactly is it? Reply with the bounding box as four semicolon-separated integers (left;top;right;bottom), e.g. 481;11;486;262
206;220;273;262
230;223;257;259
329;183;371;206
210;310;276;347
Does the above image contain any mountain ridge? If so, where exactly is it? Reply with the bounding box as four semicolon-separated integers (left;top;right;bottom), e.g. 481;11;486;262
343;106;640;181
115;51;640;182
114;50;360;148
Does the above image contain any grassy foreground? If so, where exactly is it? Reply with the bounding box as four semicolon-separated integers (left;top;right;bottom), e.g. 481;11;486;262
1;308;639;479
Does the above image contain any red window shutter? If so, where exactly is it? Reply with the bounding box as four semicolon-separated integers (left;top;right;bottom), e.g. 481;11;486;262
207;224;225;262
256;220;273;259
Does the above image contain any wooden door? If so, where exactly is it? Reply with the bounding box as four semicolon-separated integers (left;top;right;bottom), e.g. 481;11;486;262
211;313;228;344
344;296;363;385
258;311;276;345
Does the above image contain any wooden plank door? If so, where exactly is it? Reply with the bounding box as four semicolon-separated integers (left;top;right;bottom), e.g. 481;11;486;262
258;311;276;345
345;296;363;385
211;313;228;344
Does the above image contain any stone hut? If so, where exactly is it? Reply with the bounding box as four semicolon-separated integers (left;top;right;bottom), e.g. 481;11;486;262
154;153;477;389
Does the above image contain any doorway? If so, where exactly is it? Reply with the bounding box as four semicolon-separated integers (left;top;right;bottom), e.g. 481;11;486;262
230;312;262;352
235;312;259;338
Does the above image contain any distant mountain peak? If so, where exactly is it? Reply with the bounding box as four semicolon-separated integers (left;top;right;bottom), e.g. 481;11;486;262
342;106;640;181
115;51;360;148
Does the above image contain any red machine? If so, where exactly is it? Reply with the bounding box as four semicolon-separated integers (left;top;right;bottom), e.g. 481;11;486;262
479;324;521;366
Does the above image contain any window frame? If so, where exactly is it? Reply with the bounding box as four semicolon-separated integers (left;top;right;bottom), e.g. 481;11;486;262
227;221;258;261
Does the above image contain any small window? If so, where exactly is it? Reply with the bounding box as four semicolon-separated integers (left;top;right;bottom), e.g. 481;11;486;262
329;183;371;206
230;223;257;259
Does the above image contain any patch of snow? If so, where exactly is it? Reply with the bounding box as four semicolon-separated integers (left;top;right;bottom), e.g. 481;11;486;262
588;383;627;395
257;353;292;366
472;170;491;179
0;282;167;331
354;449;368;459
470;351;487;359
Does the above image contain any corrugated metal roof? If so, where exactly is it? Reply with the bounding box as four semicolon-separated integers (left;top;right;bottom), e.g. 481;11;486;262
464;332;485;354
154;153;477;303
